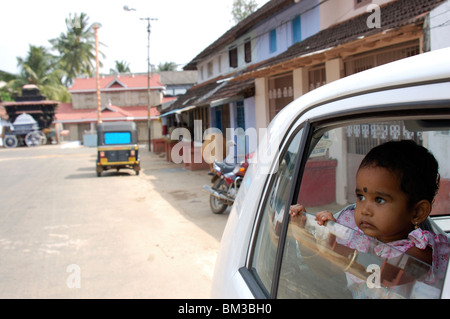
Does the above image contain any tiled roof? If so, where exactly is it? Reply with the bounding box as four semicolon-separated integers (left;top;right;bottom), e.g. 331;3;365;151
162;69;256;114
201;78;255;106
55;103;160;124
163;78;224;113
172;0;442;113
239;0;443;77
69;74;164;92
184;0;293;70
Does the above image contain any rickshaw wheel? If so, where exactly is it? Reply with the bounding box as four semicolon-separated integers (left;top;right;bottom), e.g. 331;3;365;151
4;135;18;148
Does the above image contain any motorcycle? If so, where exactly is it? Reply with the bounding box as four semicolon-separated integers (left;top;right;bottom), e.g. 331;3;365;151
202;158;249;214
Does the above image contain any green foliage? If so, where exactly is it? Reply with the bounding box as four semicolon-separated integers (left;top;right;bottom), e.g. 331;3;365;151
231;0;258;24
110;60;131;74
49;12;103;86
156;62;178;72
3;12;102;102
3;45;70;102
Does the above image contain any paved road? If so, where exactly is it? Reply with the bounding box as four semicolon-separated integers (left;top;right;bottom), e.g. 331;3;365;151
0;144;229;298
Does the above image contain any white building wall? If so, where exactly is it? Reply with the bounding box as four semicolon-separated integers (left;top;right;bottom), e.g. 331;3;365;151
196;0;321;84
430;0;450;50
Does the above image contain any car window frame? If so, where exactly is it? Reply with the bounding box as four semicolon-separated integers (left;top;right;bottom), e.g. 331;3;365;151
276;106;450;298
239;121;312;298
241;98;450;299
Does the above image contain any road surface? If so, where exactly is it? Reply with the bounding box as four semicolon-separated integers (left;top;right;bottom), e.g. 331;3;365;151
0;144;228;298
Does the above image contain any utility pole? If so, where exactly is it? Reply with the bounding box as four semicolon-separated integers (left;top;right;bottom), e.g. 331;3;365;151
93;23;102;124
123;6;157;151
141;17;158;151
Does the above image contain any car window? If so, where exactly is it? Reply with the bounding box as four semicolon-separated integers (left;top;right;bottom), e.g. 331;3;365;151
278;211;441;298
277;118;450;298
249;128;304;297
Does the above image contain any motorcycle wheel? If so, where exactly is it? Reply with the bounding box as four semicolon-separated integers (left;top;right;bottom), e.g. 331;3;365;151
209;179;228;214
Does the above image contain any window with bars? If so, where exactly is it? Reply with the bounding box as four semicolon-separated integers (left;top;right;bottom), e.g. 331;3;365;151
308;65;326;92
268;73;294;120
344;41;420;76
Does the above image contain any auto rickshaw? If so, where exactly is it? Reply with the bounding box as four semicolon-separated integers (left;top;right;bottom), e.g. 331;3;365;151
96;121;140;177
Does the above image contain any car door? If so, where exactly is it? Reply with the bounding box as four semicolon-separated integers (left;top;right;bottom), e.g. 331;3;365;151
244;98;450;298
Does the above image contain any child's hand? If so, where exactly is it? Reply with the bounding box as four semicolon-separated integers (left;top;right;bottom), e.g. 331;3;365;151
315;211;336;226
289;204;307;227
289;204;306;217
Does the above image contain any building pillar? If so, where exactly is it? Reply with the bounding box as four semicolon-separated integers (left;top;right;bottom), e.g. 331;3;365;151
292;67;309;99
326;58;347;205
254;77;270;131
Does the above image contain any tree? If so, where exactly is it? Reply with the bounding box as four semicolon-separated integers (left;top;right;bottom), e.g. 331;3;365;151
231;0;258;24
0;70;16;101
110;60;131;74
49;12;103;86
156;62;178;72
7;45;70;102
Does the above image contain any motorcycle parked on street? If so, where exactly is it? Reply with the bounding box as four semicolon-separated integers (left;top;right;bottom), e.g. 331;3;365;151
202;157;249;214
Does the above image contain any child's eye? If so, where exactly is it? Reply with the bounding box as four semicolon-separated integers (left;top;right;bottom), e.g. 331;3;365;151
356;194;365;201
376;197;386;204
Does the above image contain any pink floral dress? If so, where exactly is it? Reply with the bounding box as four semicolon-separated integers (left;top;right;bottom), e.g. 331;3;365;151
334;205;450;298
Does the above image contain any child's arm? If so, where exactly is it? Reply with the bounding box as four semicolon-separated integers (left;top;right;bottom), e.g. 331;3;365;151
289;204;336;226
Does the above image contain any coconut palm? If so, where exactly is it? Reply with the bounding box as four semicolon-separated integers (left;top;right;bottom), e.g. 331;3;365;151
49;12;104;86
7;45;70;102
156;62;178;71
110;60;131;74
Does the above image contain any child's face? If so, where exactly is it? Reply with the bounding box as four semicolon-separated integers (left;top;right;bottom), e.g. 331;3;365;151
354;165;414;243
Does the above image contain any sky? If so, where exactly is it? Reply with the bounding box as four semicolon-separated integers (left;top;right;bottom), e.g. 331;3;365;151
0;0;270;75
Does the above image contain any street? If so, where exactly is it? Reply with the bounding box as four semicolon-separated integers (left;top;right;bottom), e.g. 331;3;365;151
0;144;228;298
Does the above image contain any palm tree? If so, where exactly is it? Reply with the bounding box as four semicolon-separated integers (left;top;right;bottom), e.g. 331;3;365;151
49;12;104;86
110;60;131;74
156;62;178;72
7;45;70;102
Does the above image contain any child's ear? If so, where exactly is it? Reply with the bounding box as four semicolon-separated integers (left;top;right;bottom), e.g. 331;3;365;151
412;200;432;225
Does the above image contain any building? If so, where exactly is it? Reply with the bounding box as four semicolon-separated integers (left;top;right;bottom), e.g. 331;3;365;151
55;71;198;147
161;0;449;164
54;73;164;146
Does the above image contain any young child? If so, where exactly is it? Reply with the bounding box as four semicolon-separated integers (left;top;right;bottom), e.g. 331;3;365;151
290;140;449;283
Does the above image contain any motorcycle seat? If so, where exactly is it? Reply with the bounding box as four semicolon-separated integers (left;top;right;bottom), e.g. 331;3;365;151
215;161;236;174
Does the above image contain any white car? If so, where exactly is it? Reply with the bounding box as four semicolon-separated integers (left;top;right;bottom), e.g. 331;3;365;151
211;47;450;299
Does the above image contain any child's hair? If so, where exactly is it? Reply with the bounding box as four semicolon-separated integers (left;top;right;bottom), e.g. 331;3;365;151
359;140;440;208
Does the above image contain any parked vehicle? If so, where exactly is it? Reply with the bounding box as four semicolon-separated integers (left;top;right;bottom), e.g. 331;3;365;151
211;48;450;299
203;158;248;214
96;121;140;177
3;113;46;148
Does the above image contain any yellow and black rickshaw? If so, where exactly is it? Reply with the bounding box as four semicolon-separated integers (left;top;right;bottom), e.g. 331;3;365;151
96;121;140;177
